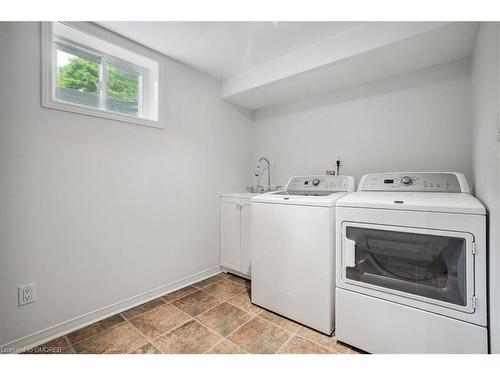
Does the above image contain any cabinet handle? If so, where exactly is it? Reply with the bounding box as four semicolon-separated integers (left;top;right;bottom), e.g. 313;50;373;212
235;201;249;209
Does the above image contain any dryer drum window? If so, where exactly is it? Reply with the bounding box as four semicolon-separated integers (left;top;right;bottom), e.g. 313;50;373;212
345;227;467;306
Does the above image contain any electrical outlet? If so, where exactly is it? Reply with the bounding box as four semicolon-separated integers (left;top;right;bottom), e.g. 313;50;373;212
18;283;36;306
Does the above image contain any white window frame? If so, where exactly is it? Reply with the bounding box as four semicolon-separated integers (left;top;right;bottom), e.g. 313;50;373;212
41;22;164;129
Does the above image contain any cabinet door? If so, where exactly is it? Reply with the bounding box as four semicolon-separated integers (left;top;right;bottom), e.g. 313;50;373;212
239;202;251;277
220;200;241;271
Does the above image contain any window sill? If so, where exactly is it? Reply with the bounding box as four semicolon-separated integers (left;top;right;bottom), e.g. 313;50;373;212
41;97;163;129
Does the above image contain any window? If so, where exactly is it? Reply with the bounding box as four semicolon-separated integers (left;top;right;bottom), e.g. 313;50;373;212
42;22;162;128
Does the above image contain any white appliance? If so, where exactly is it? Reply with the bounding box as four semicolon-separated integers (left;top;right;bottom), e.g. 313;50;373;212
251;175;355;334
335;172;488;353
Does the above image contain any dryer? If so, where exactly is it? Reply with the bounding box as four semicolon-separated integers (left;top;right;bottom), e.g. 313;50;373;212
335;172;487;353
251;175;355;334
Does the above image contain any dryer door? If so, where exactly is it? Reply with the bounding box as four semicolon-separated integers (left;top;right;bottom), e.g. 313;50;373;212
341;222;475;314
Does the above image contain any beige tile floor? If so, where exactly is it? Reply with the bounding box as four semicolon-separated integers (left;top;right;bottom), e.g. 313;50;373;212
25;273;365;354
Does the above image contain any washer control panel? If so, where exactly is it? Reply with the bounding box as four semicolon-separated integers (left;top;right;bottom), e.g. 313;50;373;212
285;175;354;194
359;172;467;193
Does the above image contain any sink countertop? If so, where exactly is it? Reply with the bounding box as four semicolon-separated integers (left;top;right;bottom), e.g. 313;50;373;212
220;192;259;199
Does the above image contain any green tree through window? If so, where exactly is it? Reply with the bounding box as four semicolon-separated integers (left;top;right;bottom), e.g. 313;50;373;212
107;65;139;102
57;57;99;93
57;57;139;102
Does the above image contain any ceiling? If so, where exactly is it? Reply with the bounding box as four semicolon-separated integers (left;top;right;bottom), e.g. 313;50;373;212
97;21;361;80
97;21;478;110
221;22;478;109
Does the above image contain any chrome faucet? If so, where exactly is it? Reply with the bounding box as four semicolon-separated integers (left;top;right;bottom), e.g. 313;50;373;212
254;157;271;192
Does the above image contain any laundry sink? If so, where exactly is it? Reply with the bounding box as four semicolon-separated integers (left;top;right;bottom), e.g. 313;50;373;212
246;185;283;193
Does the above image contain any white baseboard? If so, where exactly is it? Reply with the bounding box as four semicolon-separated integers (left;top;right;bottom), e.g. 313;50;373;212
1;266;221;353
220;266;251;280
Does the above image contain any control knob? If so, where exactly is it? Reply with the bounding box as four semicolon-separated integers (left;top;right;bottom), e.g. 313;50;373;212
312;179;320;186
401;176;413;186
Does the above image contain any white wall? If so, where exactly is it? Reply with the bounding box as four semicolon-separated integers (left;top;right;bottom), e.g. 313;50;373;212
0;22;253;346
251;59;473;188
471;23;500;354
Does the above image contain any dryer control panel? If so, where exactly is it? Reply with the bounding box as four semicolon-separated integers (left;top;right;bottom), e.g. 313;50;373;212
358;172;469;193
285;175;355;194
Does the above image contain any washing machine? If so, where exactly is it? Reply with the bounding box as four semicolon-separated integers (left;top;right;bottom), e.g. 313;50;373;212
335;172;488;353
251;175;355;334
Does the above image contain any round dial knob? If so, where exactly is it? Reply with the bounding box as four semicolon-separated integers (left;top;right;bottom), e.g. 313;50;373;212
401;176;413;186
312;179;320;186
